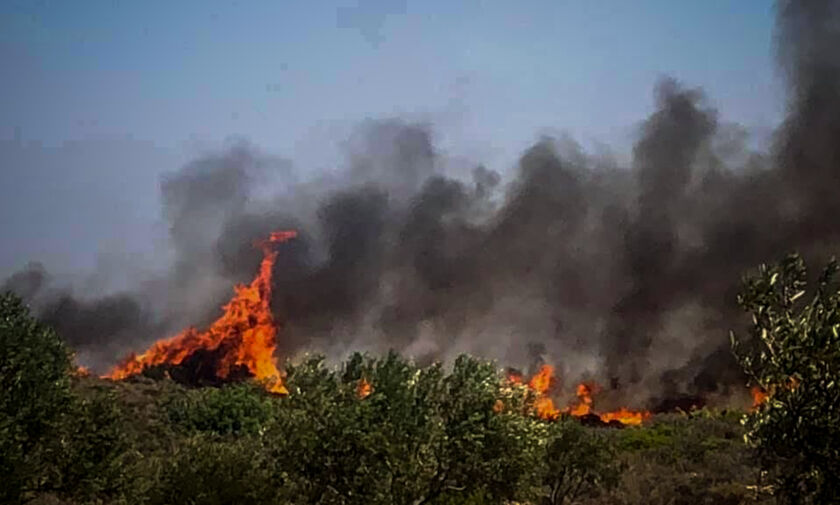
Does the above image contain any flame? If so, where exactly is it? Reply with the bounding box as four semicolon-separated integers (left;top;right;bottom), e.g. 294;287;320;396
512;366;651;426
75;366;91;377
525;365;560;419
528;364;555;394
534;396;560;420
511;365;558;420
567;382;598;417
751;386;769;409
599;407;652;426
356;378;372;399
104;230;297;394
506;368;525;385
505;366;561;419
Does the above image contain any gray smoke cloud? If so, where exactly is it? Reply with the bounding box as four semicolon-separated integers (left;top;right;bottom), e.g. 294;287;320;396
4;1;839;408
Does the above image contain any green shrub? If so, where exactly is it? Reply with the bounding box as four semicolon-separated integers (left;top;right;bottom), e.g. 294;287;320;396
165;381;276;436
732;254;840;504
0;292;73;503
143;435;281;505
541;420;621;505
45;386;135;504
266;352;546;505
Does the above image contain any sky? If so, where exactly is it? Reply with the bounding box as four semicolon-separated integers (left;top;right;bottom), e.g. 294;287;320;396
1;0;783;280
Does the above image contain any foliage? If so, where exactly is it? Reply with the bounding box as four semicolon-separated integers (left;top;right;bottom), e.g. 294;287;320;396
0;286;786;504
143;435;282;505
600;414;766;505
44;385;136;504
731;254;840;504
614;414;739;465
165;381;276;436
264;351;546;505
540;420;621;505
0;292;73;503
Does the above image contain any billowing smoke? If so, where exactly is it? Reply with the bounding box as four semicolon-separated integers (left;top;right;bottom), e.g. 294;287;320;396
4;1;840;407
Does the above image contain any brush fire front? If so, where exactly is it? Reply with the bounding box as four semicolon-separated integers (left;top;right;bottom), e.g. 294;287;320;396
504;364;652;426
101;230;755;427
105;230;298;395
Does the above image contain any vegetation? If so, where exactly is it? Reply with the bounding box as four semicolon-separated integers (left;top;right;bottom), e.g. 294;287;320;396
731;254;840;504
1;292;73;503
6;249;839;505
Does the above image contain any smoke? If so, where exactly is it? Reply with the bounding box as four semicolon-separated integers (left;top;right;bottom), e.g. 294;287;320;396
4;1;840;407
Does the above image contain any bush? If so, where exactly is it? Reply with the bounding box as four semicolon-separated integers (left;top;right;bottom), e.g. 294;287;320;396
45;386;135;504
165;381;276;436
266;352;546;504
0;292;73;503
540;420;621;505
143;435;281;505
732;254;840;504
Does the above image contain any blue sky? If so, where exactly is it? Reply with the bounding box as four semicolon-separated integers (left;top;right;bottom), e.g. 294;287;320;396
1;0;783;278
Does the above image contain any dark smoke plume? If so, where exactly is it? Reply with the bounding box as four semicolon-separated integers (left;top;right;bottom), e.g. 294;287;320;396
4;1;840;407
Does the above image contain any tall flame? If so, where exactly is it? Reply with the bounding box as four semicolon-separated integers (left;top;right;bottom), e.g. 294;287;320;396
104;230;297;394
528;365;560;420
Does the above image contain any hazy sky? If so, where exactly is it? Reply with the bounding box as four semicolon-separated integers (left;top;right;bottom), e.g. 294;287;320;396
1;1;783;280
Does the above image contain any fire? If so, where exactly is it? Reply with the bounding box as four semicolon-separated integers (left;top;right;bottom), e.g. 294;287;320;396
534;396;560;420
523;365;561;420
567;382;598;417
751;386;769;409
104;230;297;394
510;366;652;426
599;407;652;426
506;368;525;385
356;378;372;399
528;364;555;394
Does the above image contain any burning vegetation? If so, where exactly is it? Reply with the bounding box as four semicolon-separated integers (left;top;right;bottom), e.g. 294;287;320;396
506;364;652;426
105;230;297;394
101;234;664;425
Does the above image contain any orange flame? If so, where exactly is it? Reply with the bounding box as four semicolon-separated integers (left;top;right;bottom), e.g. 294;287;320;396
599;407;652;426
528;364;555;394
534;396;560;420
104;230;297;394
567;382;598;417
357;378;372;399
513;366;651;426
506;369;525;385
523;365;560;420
751;386;769;409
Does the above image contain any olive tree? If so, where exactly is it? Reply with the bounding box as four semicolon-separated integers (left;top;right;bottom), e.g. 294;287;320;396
731;254;840;504
0;292;73;502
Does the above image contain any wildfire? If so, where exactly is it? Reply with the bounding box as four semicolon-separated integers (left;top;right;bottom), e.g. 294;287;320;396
104;230;297;394
567;382;598;417
528;364;555;393
357;377;372;399
506;368;525;385
599;407;651;426
507;366;652;426
750;386;769;410
527;365;560;420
